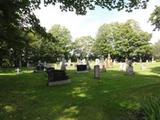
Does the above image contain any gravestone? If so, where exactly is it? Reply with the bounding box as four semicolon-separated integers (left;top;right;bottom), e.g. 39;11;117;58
146;60;149;63
95;58;100;65
86;59;91;70
100;57;106;72
94;65;100;79
126;60;134;75
82;58;86;64
47;67;70;86
152;56;155;63
43;61;47;71
16;68;20;74
76;58;88;73
34;60;44;72
60;58;66;70
105;54;113;68
76;64;88;73
122;63;127;71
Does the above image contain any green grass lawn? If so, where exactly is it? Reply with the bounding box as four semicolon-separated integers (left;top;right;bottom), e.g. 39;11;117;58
0;62;160;120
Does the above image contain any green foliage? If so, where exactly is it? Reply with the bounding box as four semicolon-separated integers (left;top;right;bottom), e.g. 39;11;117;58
43;0;149;15
48;24;72;60
142;96;160;120
72;36;95;58
94;20;152;61
0;0;55;67
152;40;160;60
149;6;160;30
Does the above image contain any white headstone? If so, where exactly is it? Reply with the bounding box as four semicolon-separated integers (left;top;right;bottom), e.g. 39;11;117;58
95;58;100;65
122;63;127;71
82;59;86;64
16;68;20;74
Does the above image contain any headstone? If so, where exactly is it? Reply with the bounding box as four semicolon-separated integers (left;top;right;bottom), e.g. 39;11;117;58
95;58;100;65
16;68;20;74
94;65;100;79
86;59;91;70
100;57;106;72
47;68;70;86
43;61;47;71
76;64;88;73
82;58;86;64
122;63;127;71
60;58;66;70
126;60;134;75
105;54;113;68
152;56;155;63
37;60;44;71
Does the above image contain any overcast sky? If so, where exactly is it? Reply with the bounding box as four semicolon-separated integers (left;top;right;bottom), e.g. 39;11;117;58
34;0;160;43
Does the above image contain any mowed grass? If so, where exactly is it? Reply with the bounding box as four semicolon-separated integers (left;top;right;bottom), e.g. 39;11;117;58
0;62;160;120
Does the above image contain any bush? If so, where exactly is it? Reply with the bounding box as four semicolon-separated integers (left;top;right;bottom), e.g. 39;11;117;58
1;58;12;68
142;96;160;120
126;96;160;120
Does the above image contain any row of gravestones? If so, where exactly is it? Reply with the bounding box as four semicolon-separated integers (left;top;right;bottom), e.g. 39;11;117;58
46;63;101;86
33;57;134;86
29;56;151;86
46;55;115;86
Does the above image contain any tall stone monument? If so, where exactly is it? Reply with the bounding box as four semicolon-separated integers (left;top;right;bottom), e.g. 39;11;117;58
60;58;66;70
105;54;113;68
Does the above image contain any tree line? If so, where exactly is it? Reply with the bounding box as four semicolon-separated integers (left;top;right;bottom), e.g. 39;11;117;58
1;19;159;67
0;0;160;67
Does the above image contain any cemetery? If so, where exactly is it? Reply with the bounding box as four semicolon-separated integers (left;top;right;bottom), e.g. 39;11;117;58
1;0;160;120
0;61;160;120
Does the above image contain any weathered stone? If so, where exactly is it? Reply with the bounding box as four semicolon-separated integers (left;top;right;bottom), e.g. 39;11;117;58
126;60;134;75
94;65;100;79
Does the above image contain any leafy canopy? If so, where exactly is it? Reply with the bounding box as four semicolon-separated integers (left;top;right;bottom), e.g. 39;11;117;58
149;6;160;30
93;20;152;61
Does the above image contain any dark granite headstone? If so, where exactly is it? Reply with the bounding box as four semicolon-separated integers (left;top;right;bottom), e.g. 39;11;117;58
34;60;44;72
46;67;70;86
76;65;88;73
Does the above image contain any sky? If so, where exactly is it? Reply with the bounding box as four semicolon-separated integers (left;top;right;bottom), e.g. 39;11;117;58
34;0;160;43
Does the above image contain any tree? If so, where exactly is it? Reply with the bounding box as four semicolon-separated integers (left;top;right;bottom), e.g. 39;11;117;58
48;24;72;60
152;40;160;60
93;23;118;57
43;0;149;14
94;20;152;61
0;0;150;66
0;0;149;44
149;6;160;30
0;0;54;67
72;36;95;59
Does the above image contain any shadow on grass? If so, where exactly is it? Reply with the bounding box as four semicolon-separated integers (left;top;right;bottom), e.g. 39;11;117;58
150;66;160;74
0;68;160;120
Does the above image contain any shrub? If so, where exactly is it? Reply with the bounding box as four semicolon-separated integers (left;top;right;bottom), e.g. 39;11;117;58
142;96;160;120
